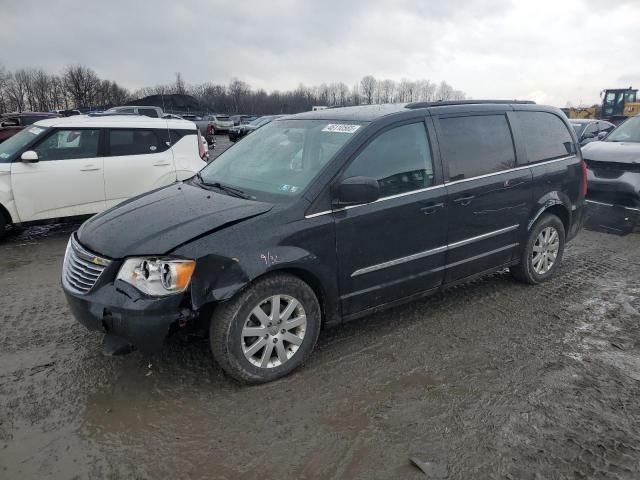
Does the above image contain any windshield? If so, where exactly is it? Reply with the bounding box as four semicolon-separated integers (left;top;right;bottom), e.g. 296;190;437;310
216;116;230;121
198;119;363;200
248;117;266;126
0;125;49;163
606;116;640;143
570;123;585;135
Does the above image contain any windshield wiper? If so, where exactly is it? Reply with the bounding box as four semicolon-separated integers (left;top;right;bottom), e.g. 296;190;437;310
195;174;250;199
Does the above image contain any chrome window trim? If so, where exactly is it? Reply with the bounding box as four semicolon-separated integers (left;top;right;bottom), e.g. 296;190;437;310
304;156;577;219
444;155;577;187
304;184;445;218
351;224;519;277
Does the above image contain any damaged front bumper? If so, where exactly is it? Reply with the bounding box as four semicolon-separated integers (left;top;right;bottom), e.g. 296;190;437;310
64;280;196;355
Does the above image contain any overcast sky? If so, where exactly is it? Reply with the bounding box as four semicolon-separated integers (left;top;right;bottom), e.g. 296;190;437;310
1;0;638;106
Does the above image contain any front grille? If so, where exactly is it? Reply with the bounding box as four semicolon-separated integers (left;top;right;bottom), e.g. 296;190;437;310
62;236;111;294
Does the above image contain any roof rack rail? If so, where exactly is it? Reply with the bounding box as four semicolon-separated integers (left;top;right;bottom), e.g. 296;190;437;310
406;100;535;109
87;112;141;117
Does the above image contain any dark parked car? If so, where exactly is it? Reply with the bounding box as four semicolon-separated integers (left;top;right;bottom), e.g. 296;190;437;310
582;114;640;234
228;115;283;142
0;112;60;143
570;119;616;146
230;115;256;126
62;101;586;383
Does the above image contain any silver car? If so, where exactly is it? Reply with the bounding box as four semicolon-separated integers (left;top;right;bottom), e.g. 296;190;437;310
206;115;234;132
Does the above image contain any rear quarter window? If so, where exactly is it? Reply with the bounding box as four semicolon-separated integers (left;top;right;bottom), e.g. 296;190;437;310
438;114;516;181
107;129;171;156
513;111;575;164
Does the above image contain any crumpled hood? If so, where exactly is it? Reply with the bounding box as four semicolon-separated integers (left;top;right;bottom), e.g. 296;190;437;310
77;182;273;258
582;141;640;165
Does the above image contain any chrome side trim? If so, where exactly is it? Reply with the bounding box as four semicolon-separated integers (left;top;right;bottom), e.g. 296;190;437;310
304;156;577;219
343;243;519;300
586;199;612;207
586;199;640;212
447;224;519;249
352;245;448;277
351;224;519;277
443;243;519;270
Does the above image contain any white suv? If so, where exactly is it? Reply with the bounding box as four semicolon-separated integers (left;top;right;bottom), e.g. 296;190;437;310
206;115;234;132
0;115;207;237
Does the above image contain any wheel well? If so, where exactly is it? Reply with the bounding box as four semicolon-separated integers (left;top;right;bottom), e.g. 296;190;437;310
0;203;11;226
543;204;570;233
276;268;326;320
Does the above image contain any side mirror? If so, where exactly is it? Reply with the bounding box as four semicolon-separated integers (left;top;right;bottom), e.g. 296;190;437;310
597;131;608;140
334;176;380;206
21;151;39;163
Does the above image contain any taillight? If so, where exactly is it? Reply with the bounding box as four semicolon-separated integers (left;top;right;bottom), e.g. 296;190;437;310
581;159;588;197
197;130;206;160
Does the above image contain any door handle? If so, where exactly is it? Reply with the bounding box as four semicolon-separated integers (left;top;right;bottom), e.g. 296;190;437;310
153;162;171;166
420;202;444;215
80;166;100;171
452;195;475;206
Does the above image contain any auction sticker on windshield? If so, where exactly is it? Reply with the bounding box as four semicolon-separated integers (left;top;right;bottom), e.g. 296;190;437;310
28;127;45;135
322;124;361;134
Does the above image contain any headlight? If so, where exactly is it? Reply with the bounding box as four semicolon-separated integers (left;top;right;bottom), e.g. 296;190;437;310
116;257;196;296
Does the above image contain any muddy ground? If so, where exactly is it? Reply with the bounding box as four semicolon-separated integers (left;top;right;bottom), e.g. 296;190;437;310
1;142;640;478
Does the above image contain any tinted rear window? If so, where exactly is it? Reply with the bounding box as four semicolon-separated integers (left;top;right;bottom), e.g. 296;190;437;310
514;111;574;163
108;129;170;156
438;114;516;181
138;108;159;118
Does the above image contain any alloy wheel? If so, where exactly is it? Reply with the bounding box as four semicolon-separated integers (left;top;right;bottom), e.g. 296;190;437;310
241;295;307;368
531;226;560;275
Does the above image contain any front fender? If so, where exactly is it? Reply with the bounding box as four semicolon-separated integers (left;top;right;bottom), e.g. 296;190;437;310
188;246;324;310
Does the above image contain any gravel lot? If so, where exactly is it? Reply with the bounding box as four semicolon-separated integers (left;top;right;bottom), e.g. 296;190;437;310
1;150;639;479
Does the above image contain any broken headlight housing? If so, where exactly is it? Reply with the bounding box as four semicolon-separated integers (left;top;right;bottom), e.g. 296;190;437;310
116;258;196;296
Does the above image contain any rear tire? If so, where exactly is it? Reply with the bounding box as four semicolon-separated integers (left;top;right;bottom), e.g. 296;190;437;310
511;213;565;284
0;214;7;241
210;273;321;384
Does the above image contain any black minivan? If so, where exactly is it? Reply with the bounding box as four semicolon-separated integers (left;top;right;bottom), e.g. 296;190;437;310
63;101;587;383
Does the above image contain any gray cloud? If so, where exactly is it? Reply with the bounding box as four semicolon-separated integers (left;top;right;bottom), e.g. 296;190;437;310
0;0;638;106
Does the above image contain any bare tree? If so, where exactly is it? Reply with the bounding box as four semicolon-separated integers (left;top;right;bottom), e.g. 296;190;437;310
63;65;101;108
228;78;250;113
5;72;27;112
360;75;376;105
174;72;186;95
436;81;454;101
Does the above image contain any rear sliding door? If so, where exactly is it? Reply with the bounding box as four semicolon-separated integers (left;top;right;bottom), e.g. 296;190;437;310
435;113;533;283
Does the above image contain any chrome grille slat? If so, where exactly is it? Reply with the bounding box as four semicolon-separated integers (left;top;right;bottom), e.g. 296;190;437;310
62;236;111;294
68;249;103;273
65;271;94;288
69;263;102;281
67;266;99;284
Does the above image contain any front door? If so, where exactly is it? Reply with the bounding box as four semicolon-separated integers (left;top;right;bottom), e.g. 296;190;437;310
11;128;105;222
435;113;532;283
335;120;448;316
104;128;176;208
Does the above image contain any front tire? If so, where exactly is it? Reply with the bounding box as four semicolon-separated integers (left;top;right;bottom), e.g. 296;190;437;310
511;213;565;284
210;273;321;384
